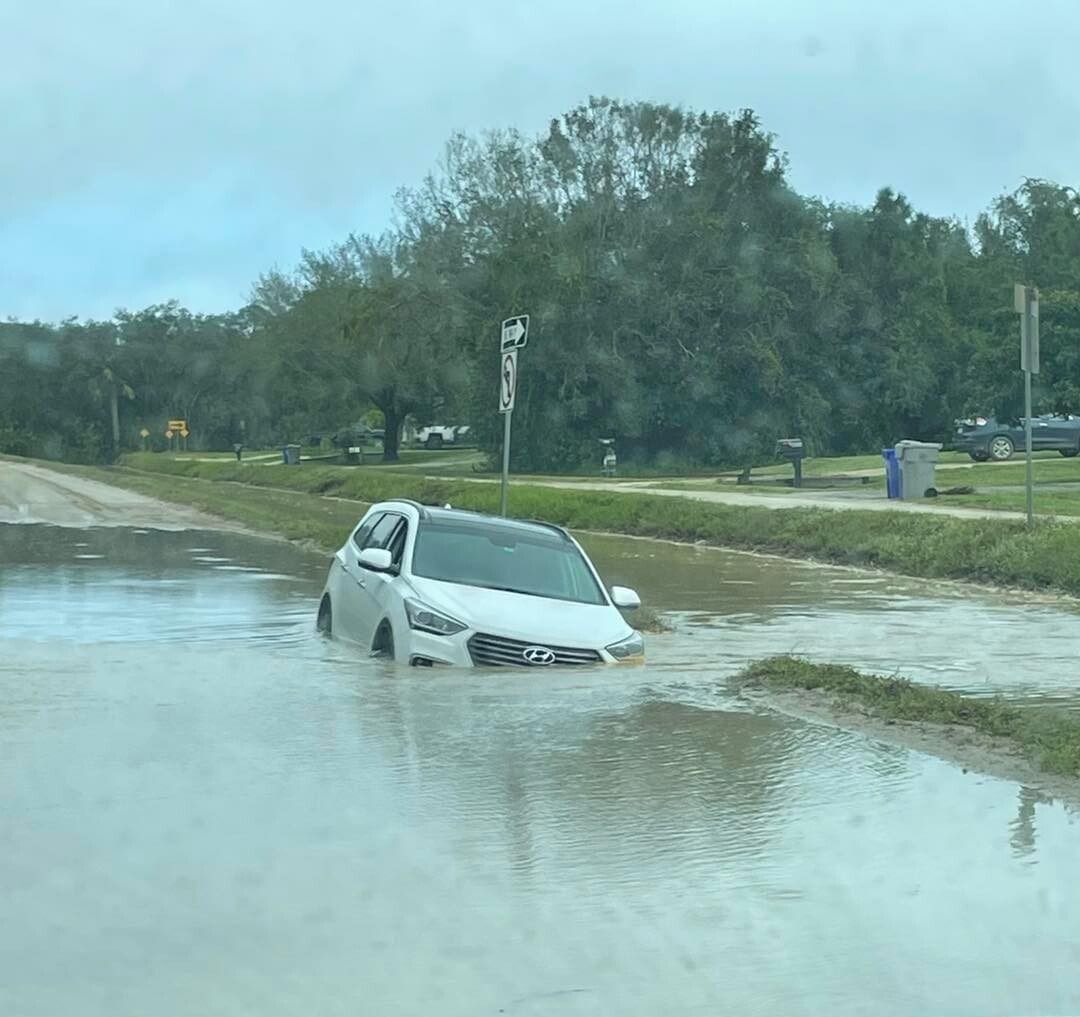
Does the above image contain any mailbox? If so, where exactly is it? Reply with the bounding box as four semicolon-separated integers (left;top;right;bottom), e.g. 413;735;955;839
775;437;806;488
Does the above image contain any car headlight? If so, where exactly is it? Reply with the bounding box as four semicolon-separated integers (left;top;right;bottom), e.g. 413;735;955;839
606;631;644;660
405;598;467;636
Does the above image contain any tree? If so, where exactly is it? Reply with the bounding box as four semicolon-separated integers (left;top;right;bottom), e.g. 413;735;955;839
250;234;469;461
6;102;1080;472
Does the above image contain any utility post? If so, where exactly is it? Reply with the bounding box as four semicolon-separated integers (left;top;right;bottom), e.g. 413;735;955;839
1015;283;1040;529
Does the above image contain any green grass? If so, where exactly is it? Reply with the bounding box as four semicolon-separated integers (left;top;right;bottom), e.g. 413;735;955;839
742;449;1077;482
728;452;1080;512
930;488;1080;517
954;456;1080;487
380;450;487;473
169;447;482;466
650;480;806;495
746;453;907;477
738;657;1080;778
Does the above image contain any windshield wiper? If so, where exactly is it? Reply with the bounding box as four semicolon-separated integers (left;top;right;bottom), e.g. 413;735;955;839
475;583;538;596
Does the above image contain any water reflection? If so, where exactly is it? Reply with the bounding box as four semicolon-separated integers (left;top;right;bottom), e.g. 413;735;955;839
1009;786;1054;860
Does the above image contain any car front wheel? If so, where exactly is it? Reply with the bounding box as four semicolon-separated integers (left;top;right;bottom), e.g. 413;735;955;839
316;596;332;636
1060;447;1080;458
989;436;1015;461
371;622;395;659
969;450;990;462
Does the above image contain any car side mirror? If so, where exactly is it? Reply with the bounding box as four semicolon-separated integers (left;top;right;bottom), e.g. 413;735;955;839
610;586;641;610
358;547;393;572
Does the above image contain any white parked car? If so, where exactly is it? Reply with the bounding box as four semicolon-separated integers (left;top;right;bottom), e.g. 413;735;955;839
414;424;470;449
316;500;645;667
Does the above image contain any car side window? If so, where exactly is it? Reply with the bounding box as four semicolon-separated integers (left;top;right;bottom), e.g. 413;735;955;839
386;520;408;568
352;514;382;551
364;513;402;551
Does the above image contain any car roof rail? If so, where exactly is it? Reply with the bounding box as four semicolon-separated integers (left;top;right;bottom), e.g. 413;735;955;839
521;518;573;541
385;498;429;520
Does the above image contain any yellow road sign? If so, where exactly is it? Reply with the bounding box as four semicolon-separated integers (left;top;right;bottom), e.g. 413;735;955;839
165;429;174;439
179;428;190;438
167;418;186;430
139;428;150;438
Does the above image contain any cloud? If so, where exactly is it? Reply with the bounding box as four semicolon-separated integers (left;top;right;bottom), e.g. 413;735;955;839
3;0;1079;319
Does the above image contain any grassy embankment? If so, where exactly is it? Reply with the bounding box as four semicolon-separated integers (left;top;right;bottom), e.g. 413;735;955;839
69;453;1080;600
672;451;1080;516
738;657;1080;779
743;448;1078;480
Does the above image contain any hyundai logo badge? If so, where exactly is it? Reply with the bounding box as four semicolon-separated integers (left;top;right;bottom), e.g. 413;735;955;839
522;646;556;666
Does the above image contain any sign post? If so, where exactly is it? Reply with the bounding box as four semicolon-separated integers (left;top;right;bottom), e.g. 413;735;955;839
498;316;528;516
1015;284;1040;528
167;419;187;454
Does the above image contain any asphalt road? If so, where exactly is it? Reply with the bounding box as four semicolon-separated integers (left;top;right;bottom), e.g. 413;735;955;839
0;459;235;530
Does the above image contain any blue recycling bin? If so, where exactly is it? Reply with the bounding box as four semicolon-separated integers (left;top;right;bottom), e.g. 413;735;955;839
882;448;900;499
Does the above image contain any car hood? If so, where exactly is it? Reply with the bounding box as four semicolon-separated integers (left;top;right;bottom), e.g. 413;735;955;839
406;576;634;647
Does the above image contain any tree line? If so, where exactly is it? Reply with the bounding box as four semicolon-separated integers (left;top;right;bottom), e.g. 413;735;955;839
4;97;1080;469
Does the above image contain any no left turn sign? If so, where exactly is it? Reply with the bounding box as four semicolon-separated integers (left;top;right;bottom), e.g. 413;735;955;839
499;350;517;414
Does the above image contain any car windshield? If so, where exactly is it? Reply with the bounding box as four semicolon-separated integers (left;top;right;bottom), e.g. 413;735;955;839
411;520;607;605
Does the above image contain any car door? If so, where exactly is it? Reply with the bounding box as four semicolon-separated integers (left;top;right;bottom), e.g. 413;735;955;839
1029;414;1058;451
333;513;383;644
1042;414;1079;452
1063;416;1080;455
338;512;405;648
364;514;410;642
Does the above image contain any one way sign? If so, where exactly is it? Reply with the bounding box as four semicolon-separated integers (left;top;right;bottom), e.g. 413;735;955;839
501;315;529;353
499;351;517;414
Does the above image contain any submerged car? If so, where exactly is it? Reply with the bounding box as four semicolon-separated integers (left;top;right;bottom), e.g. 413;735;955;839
316;500;644;667
949;414;1080;461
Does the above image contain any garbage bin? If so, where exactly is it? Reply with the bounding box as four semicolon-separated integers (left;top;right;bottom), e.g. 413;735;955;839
282;443;301;465
881;448;900;499
341;445;364;465
895;440;942;499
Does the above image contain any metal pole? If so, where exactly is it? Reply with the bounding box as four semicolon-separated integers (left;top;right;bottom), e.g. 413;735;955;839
500;409;512;517
1022;286;1036;529
1024;365;1034;528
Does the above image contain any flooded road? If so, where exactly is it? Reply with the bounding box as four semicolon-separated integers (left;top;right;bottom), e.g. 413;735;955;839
3;523;1080;1016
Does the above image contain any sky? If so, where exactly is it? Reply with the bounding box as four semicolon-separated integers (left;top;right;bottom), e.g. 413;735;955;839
3;0;1080;322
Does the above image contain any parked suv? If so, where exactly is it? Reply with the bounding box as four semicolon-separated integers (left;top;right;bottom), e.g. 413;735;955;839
949;415;1080;461
414;424;470;449
316;500;645;667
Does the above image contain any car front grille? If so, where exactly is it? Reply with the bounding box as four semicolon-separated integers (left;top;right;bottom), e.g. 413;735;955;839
467;632;602;667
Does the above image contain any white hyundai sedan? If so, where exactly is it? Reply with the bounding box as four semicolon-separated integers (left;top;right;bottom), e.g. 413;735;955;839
316;499;644;667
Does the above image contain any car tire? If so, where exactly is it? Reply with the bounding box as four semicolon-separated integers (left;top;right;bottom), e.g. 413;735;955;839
371;622;395;659
1060;447;1080;458
425;434;444;450
989;435;1015;461
317;596;332;636
969;451;990;462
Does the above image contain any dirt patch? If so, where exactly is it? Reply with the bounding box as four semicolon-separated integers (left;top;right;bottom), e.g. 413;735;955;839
742;684;1080;803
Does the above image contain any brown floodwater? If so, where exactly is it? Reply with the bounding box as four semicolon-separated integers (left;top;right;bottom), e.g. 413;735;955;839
2;523;1079;1017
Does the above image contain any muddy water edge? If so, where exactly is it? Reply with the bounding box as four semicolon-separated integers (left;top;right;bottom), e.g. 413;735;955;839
2;522;1079;1017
